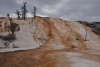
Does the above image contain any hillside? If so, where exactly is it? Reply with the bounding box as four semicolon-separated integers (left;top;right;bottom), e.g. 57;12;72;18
0;17;100;67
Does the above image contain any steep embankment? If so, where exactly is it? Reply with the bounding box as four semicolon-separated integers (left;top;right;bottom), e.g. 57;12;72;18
32;17;100;50
32;17;85;50
0;17;100;52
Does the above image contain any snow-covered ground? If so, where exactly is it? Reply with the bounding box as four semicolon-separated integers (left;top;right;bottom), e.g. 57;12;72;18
0;18;100;67
0;24;40;52
65;52;100;67
0;18;100;52
71;57;100;67
52;44;65;49
69;22;100;50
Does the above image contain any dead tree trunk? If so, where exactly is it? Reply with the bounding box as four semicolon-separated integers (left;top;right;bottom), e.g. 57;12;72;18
85;27;87;41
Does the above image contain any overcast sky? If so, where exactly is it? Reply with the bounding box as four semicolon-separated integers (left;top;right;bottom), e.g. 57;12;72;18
0;0;100;21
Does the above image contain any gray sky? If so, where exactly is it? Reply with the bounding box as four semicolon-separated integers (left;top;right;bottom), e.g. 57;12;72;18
0;0;100;21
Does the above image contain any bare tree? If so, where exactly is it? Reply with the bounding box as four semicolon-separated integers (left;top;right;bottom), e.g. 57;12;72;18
2;14;20;41
76;34;79;40
5;18;20;41
10;19;20;35
21;2;28;20
16;10;21;19
7;13;10;18
85;26;87;41
32;6;37;20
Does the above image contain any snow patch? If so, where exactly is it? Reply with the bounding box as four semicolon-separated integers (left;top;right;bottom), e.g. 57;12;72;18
52;44;65;49
71;57;100;67
66;52;83;57
66;52;100;67
89;52;100;55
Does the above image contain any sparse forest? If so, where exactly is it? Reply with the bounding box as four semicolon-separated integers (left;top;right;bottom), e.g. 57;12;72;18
0;1;38;48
